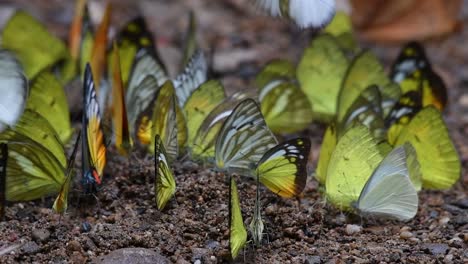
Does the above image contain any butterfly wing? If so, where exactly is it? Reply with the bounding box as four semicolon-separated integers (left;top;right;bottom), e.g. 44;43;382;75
315;125;337;184
173;50;208;108
27;71;72;143
338;51;401;123
154;134;176;210
325;124;383;210
53;133;81;214
249;175;264;247
82;65;106;187
215;99;278;176
2;11;68;79
0;51;28;133
356;145;419;221
288;0;336;29
111;43;132;155
394;107;460;189
297;34;348;122
229;177;247;259
256;138;310;197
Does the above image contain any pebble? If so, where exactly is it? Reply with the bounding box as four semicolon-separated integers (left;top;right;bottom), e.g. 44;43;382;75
96;248;169;264
439;216;450;225
453;198;468;209
452;214;468;226
21;241;40;254
181;161;199;171
32;228;50;242
305;255;321;264
448;237;463;248
191;247;209;262
422;243;449;255
67;240;83;252
400;231;414;239
459;94;468;107
345;224;362;235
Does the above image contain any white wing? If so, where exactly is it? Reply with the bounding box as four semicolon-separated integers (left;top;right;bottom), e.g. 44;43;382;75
289;0;336;29
356;145;419;221
173;50;208;107
0;51;28;132
215;99;277;177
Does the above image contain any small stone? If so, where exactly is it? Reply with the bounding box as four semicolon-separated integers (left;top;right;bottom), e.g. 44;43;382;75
444;254;454;263
345;224;362;235
83;236;97;251
21;241;40;254
191;247;208;262
400;231;413;239
439;216;450;225
448;237;463;248
452;214;468;226
422;243;449;255
453;198;468;209
181;161;199;171
97;248;169;264
459;94;468;107
193;260;201;264
464;233;468;242
67;240;82;252
32;228;50;242
305;255;321;264
205;240;220;250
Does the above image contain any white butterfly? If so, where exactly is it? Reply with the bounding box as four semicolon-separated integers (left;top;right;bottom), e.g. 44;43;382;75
355;143;420;221
257;0;336;29
0;51;28;132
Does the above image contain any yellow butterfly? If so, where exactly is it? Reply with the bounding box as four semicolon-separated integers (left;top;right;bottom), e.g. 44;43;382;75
181;11;198;70
392;107;460;189
229;177;247;259
325;125;421;220
324;11;358;53
257;60;313;134
256;138;310;198
89;3;111;92
82;64;106;192
2;11;68;79
154;135;176;210
297;34;349;122
53;133;81;214
390;42;447;111
215;99;277;177
27;71;73;143
111;43;132;155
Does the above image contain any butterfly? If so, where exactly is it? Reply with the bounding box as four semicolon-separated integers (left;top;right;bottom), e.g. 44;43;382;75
154;134;176;210
353;144;420;221
315;125;337;184
337;51;401;124
89;3;111;91
257;60;313;134
26;71;73;144
1;11;68;79
256;0;336;29
323;11;358;53
256;138;310;198
229;176;247;259
0;143;7;220
180;10;198;70
325;124;421;220
391;107;460;189
296;34;349;122
53;132;81;214
111;43;132;155
191;90;254;161
82;64;106;192
0;51;28;133
390;42;447;111
249;174;264;247
215;99;277;177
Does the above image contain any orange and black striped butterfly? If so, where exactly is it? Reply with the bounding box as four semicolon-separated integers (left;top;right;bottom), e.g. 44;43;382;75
0;143;7;220
82;64;106;192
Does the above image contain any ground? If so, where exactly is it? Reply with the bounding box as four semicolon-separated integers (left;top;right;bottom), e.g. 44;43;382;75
0;0;467;263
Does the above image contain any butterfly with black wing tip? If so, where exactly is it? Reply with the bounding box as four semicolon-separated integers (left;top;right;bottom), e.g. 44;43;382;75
215;98;278;177
256;0;336;29
82;64;106;193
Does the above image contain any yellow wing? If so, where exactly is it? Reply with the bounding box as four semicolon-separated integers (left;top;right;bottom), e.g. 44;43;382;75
324;11;358;53
27;72;73;143
257;138;310;198
83;65;106;185
183;80;225;148
385;91;422;145
394;107;460;189
111;43;132;155
2;11;68;79
154;135;176;210
297;34;349;122
255;59;296;89
338;51;401;123
89;3;111;92
315;125;337;185
229;177;247;259
325;124;383;210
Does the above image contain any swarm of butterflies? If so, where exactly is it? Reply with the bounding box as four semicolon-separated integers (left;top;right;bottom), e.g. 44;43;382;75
0;0;462;260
